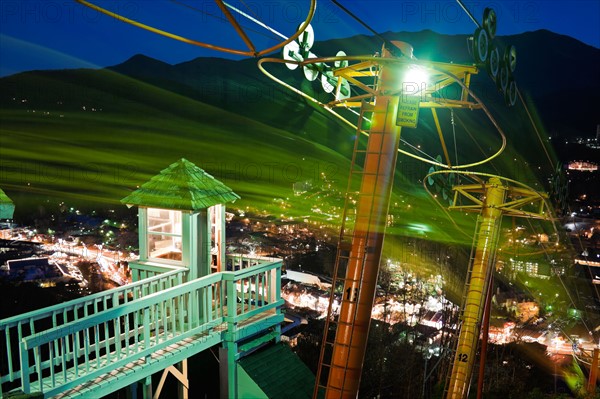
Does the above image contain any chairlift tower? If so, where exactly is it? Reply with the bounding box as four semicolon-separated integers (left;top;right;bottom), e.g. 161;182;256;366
260;32;511;398
423;172;552;399
316;45;404;398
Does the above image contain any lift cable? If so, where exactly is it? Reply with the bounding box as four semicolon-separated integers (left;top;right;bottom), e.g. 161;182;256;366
451;109;459;169
222;0;289;41
517;89;555;170
455;0;482;29
456;0;555;173
169;0;284;42
400;139;443;164
259;55;508;170
453;112;502;176
507;40;600;327
330;0;399;55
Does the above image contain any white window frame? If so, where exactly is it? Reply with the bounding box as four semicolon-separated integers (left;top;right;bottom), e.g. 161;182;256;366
145;208;184;266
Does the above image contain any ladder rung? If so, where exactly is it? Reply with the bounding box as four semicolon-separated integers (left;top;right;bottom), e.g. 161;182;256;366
338;277;361;283
350;172;382;178
338;242;352;251
317;384;345;396
325;338;354;349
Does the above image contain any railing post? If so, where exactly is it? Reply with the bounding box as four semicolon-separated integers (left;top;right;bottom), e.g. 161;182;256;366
225;274;236;324
2;260;274;399
142;376;153;399
19;340;30;394
270;266;280;307
219;341;238;399
274;264;282;342
143;308;150;363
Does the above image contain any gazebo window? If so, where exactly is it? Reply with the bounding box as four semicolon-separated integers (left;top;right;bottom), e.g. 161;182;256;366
147;208;182;261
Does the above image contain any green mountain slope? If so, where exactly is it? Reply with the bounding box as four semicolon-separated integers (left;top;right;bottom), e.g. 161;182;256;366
0;69;353;220
1;30;597;246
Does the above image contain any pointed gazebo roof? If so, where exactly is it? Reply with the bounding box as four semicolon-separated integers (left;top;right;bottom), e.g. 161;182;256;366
121;158;240;211
0;188;15;219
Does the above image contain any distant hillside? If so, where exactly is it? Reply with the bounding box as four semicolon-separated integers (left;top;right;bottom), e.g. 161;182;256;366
3;29;598;144
0;68;352;219
107;29;599;141
0;29;598;244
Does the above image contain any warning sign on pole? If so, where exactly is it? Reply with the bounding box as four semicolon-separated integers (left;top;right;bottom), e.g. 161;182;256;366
396;95;420;128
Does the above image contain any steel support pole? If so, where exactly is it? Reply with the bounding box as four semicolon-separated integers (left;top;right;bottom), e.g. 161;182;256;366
476;274;494;399
588;348;599;394
219;342;237;399
326;48;402;399
142;376;153;399
446;178;506;399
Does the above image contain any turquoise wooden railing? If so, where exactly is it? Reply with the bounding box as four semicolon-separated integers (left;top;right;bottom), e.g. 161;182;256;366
1;259;282;398
0;265;187;393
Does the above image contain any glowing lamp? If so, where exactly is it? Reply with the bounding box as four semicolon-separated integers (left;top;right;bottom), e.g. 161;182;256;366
402;65;430;96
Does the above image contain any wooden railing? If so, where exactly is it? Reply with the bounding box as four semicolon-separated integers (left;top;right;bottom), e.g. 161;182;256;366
1;259;282;398
0;265;186;393
225;253;280;271
128;262;187;282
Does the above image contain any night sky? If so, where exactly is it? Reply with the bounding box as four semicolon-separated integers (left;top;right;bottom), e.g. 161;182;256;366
0;0;599;77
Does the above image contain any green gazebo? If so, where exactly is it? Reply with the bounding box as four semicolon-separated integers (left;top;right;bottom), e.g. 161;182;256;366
0;188;15;220
122;158;239;281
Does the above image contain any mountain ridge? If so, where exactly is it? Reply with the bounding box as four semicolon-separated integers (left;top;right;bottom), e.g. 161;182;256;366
0;29;598;241
2;29;599;145
80;30;600;141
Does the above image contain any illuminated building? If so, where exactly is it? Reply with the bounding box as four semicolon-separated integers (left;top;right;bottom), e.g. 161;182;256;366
567;161;598;172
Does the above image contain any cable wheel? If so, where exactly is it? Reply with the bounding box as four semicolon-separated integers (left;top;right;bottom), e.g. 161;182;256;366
504;78;517;107
487;44;500;80
483;7;497;39
473;27;489;64
497;60;509;93
505;45;517;73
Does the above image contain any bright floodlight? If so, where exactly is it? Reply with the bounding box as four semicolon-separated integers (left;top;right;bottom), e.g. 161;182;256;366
402;66;429;96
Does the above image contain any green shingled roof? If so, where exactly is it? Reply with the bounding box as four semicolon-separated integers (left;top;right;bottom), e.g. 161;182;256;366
121;158;239;211
0;188;15;219
239;343;316;399
0;188;12;204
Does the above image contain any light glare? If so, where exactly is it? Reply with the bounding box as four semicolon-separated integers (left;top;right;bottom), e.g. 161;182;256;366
402;66;429;96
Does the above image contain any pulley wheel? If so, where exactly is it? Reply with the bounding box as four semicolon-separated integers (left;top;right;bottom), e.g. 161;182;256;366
497;60;509;93
473;28;489;64
487;44;500;80
483;8;497;39
505;45;517;73
505;78;517;107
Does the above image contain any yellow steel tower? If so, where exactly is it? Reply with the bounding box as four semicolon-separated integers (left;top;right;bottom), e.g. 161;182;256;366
445;177;506;398
422;173;552;399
